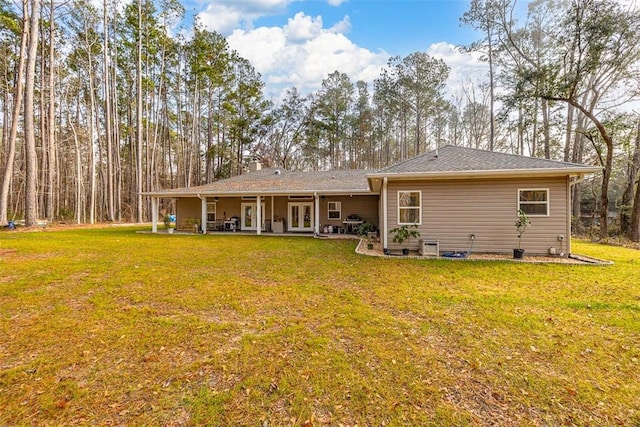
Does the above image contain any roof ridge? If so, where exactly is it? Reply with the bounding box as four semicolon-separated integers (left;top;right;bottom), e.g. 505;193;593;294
437;144;594;167
377;145;447;172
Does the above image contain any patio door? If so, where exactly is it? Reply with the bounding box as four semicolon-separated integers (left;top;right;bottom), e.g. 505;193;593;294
288;202;313;232
241;203;265;231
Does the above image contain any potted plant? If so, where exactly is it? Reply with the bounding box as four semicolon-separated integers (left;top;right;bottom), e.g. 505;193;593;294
390;224;420;255
514;209;530;258
186;217;201;233
163;214;174;234
356;222;378;249
363;232;376;250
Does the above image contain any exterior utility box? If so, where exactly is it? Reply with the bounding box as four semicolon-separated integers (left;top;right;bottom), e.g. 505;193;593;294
419;239;439;257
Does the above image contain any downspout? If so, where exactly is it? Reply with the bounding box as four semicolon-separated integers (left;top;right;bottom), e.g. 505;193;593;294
198;194;206;234
571;174;586;186
314;192;320;235
382;177;388;251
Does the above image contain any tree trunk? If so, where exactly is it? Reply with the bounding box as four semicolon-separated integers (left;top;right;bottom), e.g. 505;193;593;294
46;0;56;222
629;120;640;242
571;107;588;219
546;96;612;238
487;23;495;152
136;0;143;222
70;120;83;224
103;0;114;222
563;104;575;162
87;56;97;224
542;98;551;159
24;0;41;227
620;121;639;235
0;1;29;225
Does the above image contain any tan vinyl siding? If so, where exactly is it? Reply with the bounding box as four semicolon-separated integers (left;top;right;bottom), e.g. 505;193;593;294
272;196;290;223
177;197;276;230
318;195;379;229
176;194;379;233
215;197;251;221
175;198;200;230
386;177;569;255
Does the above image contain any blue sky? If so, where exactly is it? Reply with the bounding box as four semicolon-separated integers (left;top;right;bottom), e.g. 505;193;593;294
253;1;479;56
193;0;490;99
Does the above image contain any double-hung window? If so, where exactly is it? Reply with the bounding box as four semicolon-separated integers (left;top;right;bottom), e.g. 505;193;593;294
327;201;341;219
518;189;549;216
207;202;216;222
398;191;421;224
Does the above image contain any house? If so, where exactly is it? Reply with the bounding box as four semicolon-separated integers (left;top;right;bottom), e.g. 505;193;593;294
144;145;601;256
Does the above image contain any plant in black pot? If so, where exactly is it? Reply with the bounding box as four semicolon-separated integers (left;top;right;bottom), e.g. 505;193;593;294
356;222;378;249
390;224;420;255
163;213;174;234
514;209;530;259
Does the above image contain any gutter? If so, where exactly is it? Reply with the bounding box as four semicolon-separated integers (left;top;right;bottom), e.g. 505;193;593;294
366;167;603;181
570;174;587;186
141;189;376;198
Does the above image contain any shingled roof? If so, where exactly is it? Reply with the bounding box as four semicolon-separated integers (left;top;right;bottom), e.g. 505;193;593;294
144;145;601;197
144;168;371;197
369;145;600;176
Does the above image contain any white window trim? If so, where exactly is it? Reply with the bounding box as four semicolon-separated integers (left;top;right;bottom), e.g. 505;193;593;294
327;201;341;220
206;202;217;221
397;190;422;225
287;202;314;231
518;188;550;217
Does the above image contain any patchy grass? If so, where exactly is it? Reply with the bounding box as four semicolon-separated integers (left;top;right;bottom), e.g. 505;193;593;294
0;228;638;426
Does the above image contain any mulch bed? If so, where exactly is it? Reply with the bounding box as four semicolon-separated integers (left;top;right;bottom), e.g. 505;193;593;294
356;240;612;265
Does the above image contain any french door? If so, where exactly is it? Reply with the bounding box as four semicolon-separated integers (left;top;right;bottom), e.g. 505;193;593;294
288;202;314;232
241;203;265;231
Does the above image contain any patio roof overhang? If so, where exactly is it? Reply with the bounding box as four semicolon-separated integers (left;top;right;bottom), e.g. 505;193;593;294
141;189;377;198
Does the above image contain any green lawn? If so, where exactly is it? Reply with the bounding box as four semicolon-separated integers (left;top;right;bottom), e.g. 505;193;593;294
0;227;638;426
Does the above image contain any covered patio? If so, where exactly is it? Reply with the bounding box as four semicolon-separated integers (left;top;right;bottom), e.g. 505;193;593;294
143;164;379;237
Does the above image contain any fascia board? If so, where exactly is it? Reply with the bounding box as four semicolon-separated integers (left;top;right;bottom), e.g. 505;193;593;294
141;189;375;197
366;167;602;181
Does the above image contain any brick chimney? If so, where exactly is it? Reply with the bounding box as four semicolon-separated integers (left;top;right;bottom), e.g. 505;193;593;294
248;159;262;172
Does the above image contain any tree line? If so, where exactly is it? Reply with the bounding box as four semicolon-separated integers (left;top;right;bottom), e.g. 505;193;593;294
1;0;640;240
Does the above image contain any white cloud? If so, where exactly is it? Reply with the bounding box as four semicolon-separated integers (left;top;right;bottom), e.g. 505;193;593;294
199;4;245;34
284;12;324;42
328;15;351;34
198;0;293;35
227;12;388;100
426;42;489;98
197;1;488;103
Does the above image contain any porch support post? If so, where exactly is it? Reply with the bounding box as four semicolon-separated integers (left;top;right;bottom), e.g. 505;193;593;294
256;195;262;235
382;177;388;250
271;196;274;231
200;195;207;234
566;176;571;254
314;193;320;235
151;197;158;233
